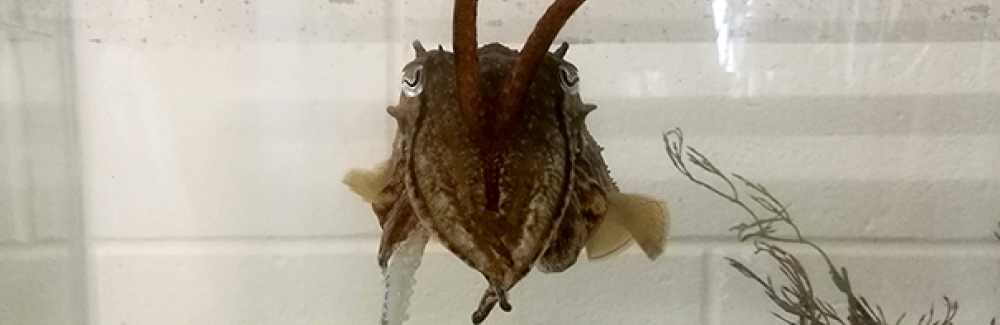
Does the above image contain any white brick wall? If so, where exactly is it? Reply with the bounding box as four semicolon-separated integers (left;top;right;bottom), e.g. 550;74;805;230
4;0;999;324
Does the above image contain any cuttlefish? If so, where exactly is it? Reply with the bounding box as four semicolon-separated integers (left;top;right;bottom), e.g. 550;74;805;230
343;0;669;323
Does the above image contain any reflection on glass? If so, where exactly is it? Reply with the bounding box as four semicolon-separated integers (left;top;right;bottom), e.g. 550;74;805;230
712;0;749;73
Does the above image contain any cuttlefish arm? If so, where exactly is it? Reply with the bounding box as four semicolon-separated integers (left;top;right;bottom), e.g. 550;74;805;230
345;162;426;325
344;161;420;268
346;158;670;324
379;227;429;325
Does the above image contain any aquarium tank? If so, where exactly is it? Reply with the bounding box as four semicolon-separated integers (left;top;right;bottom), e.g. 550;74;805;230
1;0;998;324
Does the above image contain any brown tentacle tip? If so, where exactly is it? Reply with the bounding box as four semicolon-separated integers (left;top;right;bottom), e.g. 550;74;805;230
493;286;511;312
471;309;490;324
471;285;511;323
471;295;497;324
498;293;512;312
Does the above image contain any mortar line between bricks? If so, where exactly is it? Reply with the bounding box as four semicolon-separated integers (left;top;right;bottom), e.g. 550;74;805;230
90;238;1000;256
91;234;1000;245
0;242;71;259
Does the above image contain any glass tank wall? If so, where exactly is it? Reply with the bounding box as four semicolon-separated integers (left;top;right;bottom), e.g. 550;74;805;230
2;0;999;324
1;0;87;324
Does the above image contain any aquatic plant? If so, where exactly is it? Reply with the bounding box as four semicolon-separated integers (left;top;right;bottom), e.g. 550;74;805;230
663;128;996;325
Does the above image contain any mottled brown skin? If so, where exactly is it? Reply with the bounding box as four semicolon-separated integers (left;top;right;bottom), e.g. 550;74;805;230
369;42;618;323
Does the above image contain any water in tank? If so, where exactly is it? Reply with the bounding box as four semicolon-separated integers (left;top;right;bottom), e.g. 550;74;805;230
1;0;998;324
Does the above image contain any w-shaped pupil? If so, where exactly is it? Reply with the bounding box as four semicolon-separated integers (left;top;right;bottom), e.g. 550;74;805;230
560;68;578;86
403;70;421;87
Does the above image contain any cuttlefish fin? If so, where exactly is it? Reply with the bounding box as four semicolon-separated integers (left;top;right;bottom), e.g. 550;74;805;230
586;192;669;260
585;216;633;260
343;162;391;203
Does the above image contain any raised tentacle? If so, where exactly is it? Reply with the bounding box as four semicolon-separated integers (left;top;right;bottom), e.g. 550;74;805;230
453;0;482;123
500;0;587;123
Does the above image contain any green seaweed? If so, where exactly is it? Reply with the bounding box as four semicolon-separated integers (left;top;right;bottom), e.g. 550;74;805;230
662;128;996;325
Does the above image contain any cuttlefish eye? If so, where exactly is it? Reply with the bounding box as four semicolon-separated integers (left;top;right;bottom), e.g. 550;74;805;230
559;64;579;93
401;65;423;97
